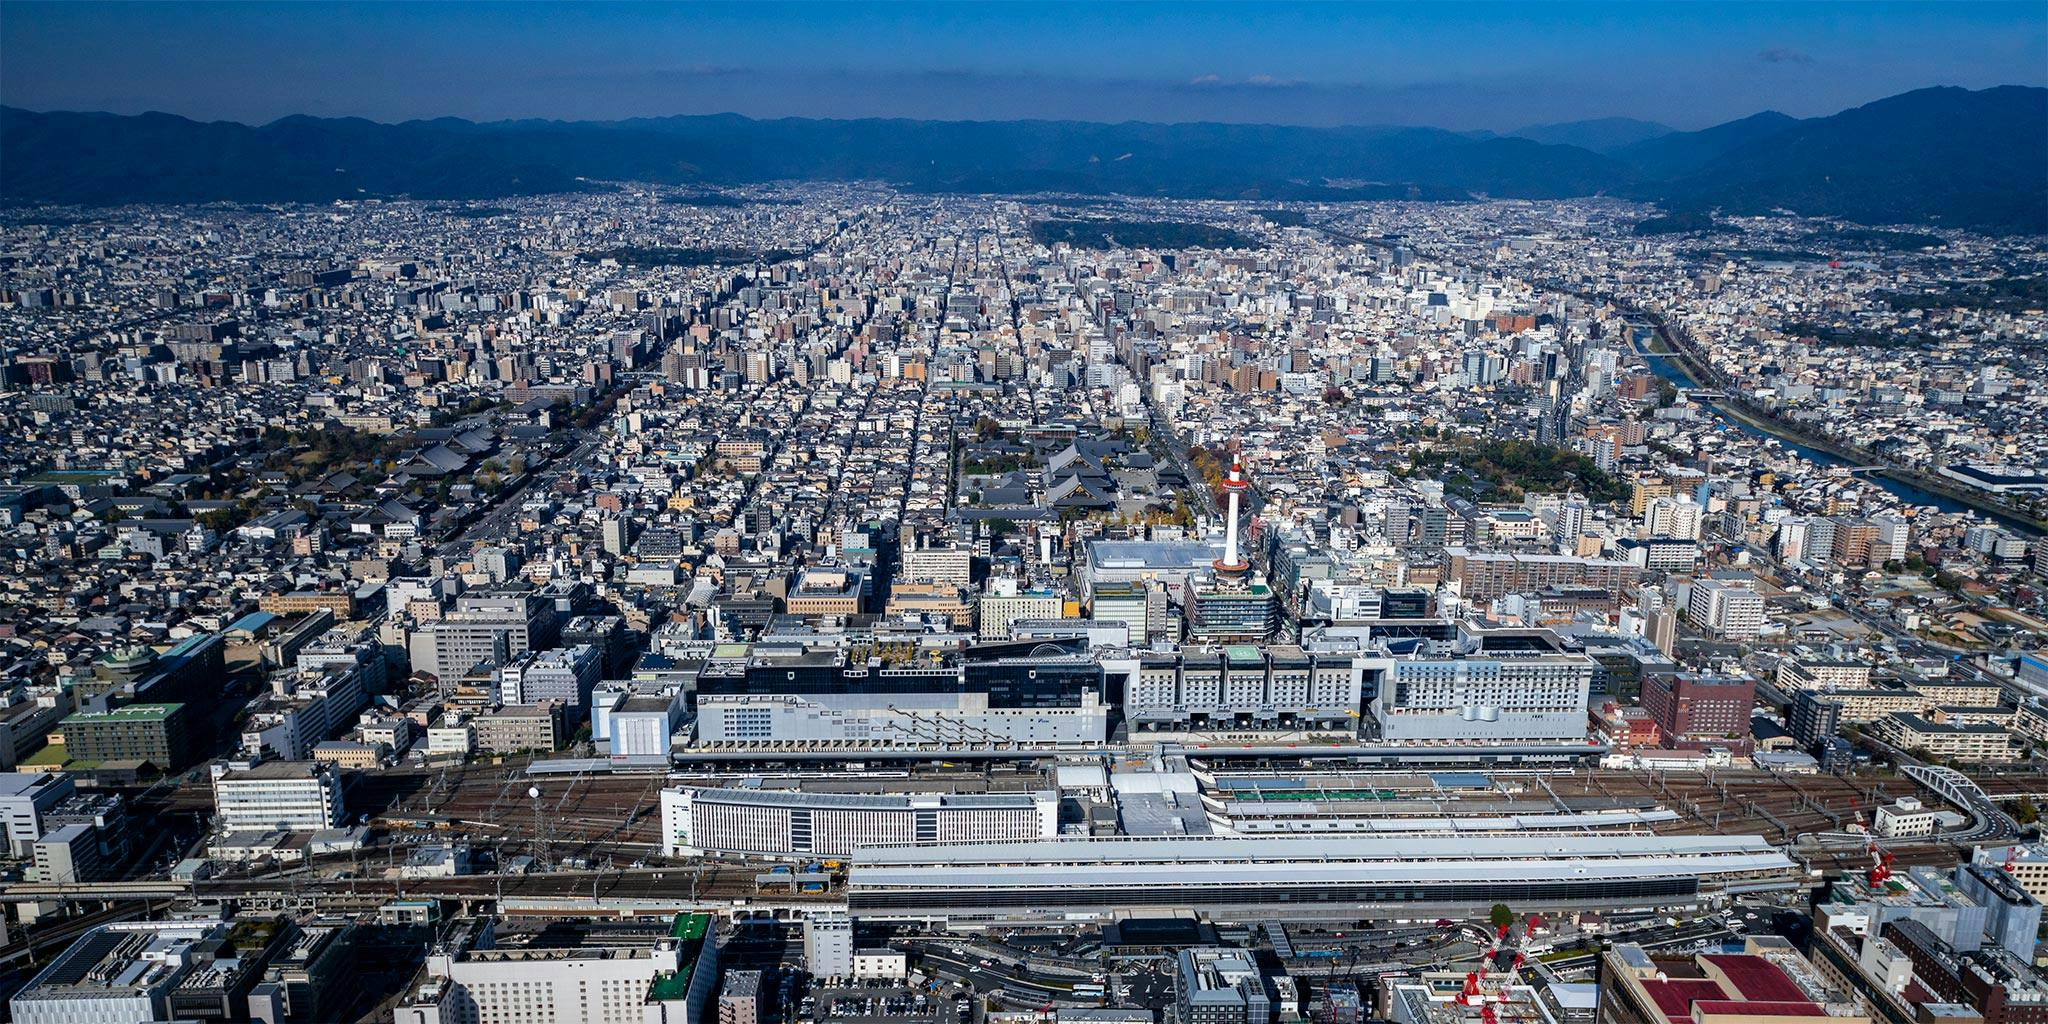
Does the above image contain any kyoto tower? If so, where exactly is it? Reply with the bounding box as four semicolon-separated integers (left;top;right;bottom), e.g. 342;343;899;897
1213;456;1250;584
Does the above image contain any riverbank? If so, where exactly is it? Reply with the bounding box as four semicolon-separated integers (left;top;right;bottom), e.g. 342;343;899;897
1636;313;2046;537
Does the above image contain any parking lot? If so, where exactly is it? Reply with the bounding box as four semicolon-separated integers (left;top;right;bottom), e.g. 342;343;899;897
813;984;959;1024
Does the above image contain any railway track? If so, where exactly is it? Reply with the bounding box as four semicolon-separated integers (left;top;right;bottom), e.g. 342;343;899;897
275;761;2035;882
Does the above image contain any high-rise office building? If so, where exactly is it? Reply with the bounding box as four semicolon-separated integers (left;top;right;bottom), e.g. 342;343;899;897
213;761;346;832
805;912;855;981
1790;690;1844;747
1687;579;1765;641
415;591;561;683
498;644;602;707
1175;948;1272;1024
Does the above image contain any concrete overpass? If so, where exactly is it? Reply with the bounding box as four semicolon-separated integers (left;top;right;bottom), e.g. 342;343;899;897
1903;764;2023;845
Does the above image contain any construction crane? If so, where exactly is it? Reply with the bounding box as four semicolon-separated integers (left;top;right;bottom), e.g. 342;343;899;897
1866;840;1895;888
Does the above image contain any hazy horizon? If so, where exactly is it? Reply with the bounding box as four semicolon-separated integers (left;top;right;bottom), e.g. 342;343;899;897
1;87;2028;136
3;1;2043;134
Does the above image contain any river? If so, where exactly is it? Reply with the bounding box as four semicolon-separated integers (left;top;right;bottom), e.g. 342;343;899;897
1639;351;2009;522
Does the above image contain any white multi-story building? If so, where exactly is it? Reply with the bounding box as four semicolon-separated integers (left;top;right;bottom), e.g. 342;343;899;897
1009;618;1130;648
804;912;854;980
1116;646;1362;733
852;950;908;982
1090;580;1166;645
694;686;1111;745
899;546;972;589
401;914;718;1024
427;947;681;1024
1774;659;1872;693
213;761;345;832
1772;516;1808;563
1873;515;1912;564
411;591;560;683
1365;627;1596;744
11;921;227;1024
496;644;600;707
1873;797;1939;839
1870;712;2018;764
1644;496;1704;541
691;650;1111;746
240;660;373;761
427;723;475;756
976;578;1065;641
0;771;74;857
1546;499;1589;543
610;692;684;758
1687;579;1766;641
661;786;1058;858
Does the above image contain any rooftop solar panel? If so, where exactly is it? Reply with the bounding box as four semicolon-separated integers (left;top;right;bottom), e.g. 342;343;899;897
43;929;126;988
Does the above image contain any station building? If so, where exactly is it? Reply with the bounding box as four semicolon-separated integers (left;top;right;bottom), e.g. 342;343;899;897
660;786;1057;859
843;833;1798;927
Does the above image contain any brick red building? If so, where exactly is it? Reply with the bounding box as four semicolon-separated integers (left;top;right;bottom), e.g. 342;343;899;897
1641;673;1755;748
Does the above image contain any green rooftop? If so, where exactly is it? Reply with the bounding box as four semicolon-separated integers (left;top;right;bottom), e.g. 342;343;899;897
670;913;709;942
228;917;284;951
22;745;69;767
646;912;712;1002
27;470;119;483
66;703;183;722
647;965;695;1002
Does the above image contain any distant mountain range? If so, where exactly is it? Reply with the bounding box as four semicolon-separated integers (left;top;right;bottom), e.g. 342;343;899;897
1654;87;2047;234
3;86;2043;232
1606;111;1802;178
1508;117;1676;153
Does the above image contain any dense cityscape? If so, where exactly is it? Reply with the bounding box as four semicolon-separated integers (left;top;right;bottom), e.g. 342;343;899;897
0;180;2044;1024
2;4;2048;1022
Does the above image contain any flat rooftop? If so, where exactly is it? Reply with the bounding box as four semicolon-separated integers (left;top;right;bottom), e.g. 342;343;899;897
852;832;1786;867
677;786;1049;811
64;703;183;722
0;771;66;798
219;761;333;782
1086;539;1221;568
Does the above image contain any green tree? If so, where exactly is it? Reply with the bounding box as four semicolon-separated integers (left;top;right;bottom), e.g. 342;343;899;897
2009;796;2040;825
1489;903;1514;931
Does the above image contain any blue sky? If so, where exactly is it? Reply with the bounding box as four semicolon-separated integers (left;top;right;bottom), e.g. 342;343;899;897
2;2;2042;130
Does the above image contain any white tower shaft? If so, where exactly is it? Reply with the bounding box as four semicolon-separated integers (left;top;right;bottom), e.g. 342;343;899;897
1216;459;1249;574
1224;476;1242;567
